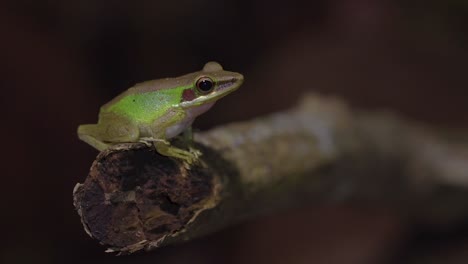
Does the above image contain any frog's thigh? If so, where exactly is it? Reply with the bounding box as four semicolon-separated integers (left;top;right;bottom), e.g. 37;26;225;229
100;115;140;143
78;124;112;151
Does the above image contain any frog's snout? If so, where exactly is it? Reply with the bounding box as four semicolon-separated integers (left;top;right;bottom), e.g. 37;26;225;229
233;73;244;84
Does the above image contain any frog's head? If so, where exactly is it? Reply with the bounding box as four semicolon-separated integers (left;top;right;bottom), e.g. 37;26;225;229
179;62;243;109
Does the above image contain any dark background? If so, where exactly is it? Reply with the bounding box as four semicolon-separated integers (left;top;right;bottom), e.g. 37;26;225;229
2;0;468;263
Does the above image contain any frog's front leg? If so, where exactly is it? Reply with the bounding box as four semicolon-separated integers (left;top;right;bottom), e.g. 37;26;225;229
148;109;202;164
172;123;203;162
180;127;202;157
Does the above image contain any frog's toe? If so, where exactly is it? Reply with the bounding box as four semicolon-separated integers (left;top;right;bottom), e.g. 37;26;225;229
185;153;202;168
189;147;203;158
180;156;196;170
187;153;198;164
182;160;193;170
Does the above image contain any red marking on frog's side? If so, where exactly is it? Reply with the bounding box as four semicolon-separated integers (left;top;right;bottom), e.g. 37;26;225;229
182;89;196;102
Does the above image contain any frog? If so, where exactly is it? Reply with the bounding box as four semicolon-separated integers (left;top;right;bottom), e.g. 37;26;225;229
77;61;243;164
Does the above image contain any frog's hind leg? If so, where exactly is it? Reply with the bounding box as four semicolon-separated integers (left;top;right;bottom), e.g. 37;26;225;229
77;124;112;151
77;115;140;151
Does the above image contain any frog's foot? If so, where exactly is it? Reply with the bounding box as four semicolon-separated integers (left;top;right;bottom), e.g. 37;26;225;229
153;140;200;167
171;148;199;168
189;147;203;158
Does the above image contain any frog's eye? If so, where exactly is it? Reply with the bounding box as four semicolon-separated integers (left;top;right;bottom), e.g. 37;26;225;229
196;77;214;94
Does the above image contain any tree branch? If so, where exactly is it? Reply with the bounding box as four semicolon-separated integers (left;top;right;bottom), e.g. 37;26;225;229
73;93;468;254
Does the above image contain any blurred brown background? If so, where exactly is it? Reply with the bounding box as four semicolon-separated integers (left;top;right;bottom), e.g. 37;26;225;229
1;0;468;263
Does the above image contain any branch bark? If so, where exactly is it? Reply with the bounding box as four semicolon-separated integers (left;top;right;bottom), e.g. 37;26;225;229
73;93;468;254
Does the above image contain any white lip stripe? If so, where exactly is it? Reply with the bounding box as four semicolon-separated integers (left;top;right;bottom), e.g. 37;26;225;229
218;82;233;91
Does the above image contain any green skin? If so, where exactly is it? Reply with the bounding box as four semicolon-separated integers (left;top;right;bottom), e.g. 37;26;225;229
78;62;244;164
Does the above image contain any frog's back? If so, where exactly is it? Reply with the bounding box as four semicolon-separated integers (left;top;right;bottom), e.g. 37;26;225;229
100;80;184;124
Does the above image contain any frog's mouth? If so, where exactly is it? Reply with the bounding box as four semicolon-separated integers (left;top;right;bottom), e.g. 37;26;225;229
216;78;238;93
180;74;243;109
